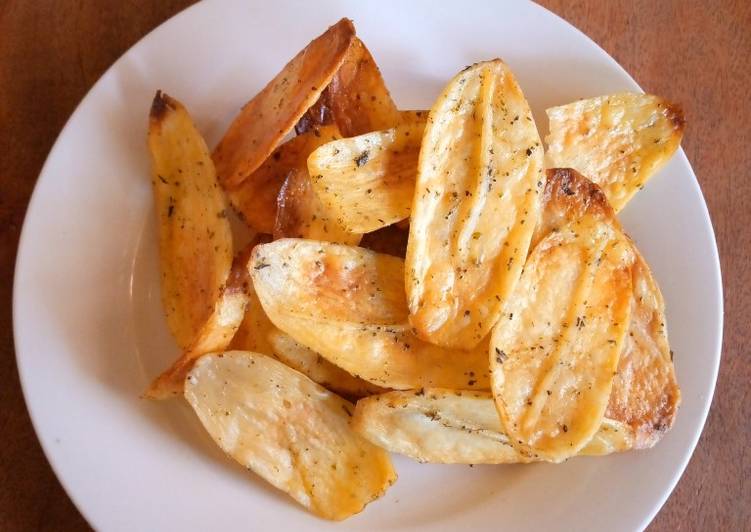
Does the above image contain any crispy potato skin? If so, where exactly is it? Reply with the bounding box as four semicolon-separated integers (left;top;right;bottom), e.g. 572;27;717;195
185;352;396;520
532;168;617;248
545;93;685;212
295;38;400;137
225;125;342;234
148;91;234;350
406;60;544;349
605;251;681;448
213;18;355;189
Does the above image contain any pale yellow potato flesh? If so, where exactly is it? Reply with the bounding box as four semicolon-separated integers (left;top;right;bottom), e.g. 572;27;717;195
225;125;343;234
267;329;386;399
536;168;681;449
213;18;355;189
545;93;685;212
185;351;396;520
250;239;490;390
309;118;426;233
490;214;635;462
148;91;234;350
406;60;544;349
352;389;634;463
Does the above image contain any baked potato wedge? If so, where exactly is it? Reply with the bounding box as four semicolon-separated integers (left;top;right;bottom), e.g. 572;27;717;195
406;60;544;349
213;18;355;189
185;351;396;520
352;389;634;463
545;93;685;212
250;239;490;390
295;37;399;137
536;168;681;449
148;91;234;350
267;329;385;399
308;117;426;233
490;213;635;462
225;125;342;234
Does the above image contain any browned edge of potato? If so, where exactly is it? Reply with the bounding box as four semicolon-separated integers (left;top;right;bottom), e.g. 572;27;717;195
532;168;680;450
213;18;355;189
295;37;400;137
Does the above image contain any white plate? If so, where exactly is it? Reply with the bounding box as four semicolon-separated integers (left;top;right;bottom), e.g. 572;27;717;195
13;0;722;530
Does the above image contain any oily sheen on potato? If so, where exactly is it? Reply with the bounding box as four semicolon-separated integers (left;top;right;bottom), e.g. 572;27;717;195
185;351;396;520
213;18;355;189
536;168;681;449
296;37;400;137
545;93;685;212
225;124;342;234
147;91;234;350
250;239;491;390
353;389;635;463
308;116;427;233
490;213;636;462
267;328;385;399
406;60;544;349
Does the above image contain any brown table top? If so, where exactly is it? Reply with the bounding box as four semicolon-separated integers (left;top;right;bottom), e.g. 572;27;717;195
1;1;748;530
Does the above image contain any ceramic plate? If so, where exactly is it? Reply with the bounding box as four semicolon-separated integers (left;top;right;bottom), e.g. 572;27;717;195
13;0;722;530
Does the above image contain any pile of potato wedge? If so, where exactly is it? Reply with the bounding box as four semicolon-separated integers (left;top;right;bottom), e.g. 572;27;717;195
145;18;684;520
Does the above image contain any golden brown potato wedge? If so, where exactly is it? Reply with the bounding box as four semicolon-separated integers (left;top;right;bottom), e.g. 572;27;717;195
250;239;490;390
406;60;544;349
545;93;685;212
185;351;396;520
490;213;635;462
352;389;634;463
295;37;399;137
225;125;343;234
308;118;426;233
213;18;355;189
148;91;234;350
535;168;681;449
267;328;386;399
274;165;361;244
145;243;255;399
606;250;681;448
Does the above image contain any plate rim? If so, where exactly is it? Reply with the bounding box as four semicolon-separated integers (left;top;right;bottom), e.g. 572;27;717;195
12;1;724;530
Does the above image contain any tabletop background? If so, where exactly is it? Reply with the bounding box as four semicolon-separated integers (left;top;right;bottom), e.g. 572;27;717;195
1;1;748;530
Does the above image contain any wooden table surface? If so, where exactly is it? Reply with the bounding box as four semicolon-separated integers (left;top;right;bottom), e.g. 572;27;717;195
1;1;748;530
